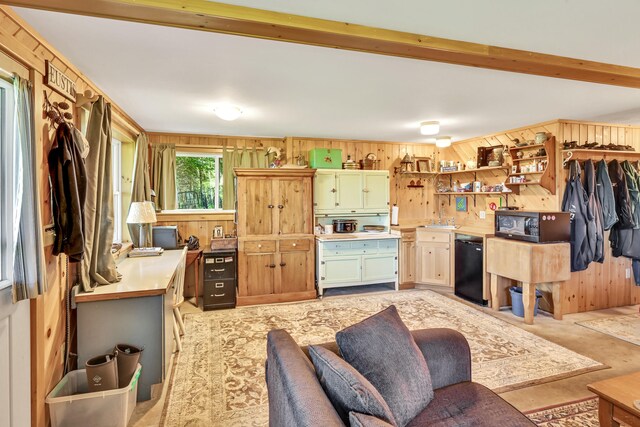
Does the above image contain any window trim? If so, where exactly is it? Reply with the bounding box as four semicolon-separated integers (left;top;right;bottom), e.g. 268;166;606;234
175;151;223;211
0;77;15;290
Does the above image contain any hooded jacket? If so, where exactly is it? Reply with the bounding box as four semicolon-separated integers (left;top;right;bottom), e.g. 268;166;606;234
596;159;617;230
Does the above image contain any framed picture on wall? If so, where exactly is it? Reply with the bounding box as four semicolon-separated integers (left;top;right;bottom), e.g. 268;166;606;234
416;158;433;172
455;196;468;212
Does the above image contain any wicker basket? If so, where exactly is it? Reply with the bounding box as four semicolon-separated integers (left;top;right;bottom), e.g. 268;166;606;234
360;153;380;170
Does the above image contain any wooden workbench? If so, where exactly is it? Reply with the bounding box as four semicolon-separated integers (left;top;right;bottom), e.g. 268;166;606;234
486;238;570;324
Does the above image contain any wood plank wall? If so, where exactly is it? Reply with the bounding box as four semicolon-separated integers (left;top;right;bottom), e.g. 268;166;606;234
0;7;143;426
556;120;640;313
440;119;640;314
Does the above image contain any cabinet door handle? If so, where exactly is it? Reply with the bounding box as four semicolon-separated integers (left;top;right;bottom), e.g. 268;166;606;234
268;204;274;209
280;262;286;267
278;204;284;209
267;264;276;268
330;188;337;193
362;188;369;193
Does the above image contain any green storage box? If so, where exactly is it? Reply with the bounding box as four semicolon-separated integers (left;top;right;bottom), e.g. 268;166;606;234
309;148;343;169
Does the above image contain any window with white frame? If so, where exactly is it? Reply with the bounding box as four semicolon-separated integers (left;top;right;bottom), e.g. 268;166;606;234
0;78;15;289
112;138;122;243
175;152;223;210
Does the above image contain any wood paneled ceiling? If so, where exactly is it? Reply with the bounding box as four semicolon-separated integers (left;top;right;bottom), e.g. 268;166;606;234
6;0;640;142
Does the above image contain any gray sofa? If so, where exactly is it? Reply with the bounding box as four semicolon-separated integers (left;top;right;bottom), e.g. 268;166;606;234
266;328;535;426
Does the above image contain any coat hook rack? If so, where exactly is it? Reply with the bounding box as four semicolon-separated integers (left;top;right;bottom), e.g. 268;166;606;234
43;90;73;128
76;88;99;109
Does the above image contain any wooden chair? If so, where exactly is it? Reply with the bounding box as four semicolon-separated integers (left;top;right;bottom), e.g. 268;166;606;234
172;247;188;352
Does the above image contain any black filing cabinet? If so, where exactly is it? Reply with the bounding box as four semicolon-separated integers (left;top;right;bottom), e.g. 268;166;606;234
203;250;236;310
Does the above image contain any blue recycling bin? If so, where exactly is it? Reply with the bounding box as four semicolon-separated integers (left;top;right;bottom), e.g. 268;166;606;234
509;286;542;318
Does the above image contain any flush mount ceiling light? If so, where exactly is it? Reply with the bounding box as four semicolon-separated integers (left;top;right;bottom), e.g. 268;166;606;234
435;136;452;148
420;121;440;136
213;104;242;121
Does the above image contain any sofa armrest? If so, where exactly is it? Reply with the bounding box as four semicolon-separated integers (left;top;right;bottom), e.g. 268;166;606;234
266;329;345;427
410;328;471;390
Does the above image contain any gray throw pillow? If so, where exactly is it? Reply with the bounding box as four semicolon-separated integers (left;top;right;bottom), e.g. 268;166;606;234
309;345;397;426
336;305;434;427
349;412;395;427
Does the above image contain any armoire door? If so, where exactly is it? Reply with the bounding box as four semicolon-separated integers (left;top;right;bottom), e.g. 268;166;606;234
241;178;274;235
276;178;310;235
239;253;276;296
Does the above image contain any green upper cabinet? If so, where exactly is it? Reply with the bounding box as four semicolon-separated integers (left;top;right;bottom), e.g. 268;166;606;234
314;170;389;214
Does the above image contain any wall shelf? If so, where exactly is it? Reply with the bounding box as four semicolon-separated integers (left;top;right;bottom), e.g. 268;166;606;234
504;136;556;195
435;191;510;207
562;149;640;167
437;166;507;176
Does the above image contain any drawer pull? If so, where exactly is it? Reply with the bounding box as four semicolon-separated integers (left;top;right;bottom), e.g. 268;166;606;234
292;243;297;247
258;244;262;248
215;283;224;288
214;268;224;272
214;293;225;297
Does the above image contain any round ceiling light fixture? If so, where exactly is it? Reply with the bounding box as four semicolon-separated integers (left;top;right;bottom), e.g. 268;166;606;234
435;136;452;148
420;121;440;136
214;104;243;121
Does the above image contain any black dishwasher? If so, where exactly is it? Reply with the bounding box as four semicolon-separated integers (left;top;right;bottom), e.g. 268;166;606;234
454;236;486;306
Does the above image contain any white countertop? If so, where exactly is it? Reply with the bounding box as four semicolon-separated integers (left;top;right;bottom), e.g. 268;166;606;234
315;232;400;242
75;249;184;303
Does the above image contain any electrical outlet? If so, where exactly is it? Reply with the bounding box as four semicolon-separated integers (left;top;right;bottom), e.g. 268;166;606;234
626;268;631;279
479;211;486;220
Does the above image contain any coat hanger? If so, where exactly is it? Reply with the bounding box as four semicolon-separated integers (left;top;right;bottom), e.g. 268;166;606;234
76;89;99;109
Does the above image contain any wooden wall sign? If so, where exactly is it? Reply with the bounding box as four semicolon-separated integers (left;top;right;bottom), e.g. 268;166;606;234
44;60;76;101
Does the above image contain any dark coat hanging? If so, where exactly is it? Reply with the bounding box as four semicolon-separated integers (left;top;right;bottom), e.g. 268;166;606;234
561;160;595;272
585;160;604;263
48;122;87;262
596;159;618;230
609;160;636;259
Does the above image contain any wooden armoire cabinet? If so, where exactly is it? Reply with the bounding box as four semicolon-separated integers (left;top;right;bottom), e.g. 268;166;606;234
235;168;316;306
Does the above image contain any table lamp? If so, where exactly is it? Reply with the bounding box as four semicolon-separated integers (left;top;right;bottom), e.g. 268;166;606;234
126;201;157;247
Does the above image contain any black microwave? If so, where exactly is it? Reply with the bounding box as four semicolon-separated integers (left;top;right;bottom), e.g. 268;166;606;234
494;211;570;243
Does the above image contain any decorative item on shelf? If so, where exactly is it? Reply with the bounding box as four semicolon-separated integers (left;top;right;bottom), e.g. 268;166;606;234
466;158;477;170
535;132;548;145
295;154;307;167
400;153;413;173
359;153;380;170
213;225;224;239
342;154;360;169
477;145;503;168
266;146;283;168
517;151;524;159
416;157;434;172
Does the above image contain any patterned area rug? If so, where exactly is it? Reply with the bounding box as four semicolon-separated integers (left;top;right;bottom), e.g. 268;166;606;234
526;397;599;427
162;290;605;426
577;313;640;346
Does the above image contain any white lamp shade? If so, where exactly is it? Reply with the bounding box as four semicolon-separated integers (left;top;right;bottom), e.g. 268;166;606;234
126;201;157;224
420;121;440;136
435;136;452;148
214;104;242;121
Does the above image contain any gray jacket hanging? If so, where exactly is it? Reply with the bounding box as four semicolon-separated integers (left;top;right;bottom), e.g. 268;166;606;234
596;159;617;230
561;160;594;272
585;160;604;263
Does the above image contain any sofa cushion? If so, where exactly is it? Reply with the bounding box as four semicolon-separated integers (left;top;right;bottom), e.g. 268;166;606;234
349;412;395;427
405;382;535;427
336;305;434;426
309;345;397;426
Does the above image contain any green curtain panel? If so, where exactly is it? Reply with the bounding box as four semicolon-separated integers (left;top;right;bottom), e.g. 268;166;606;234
221;145;267;210
151;144;177;210
11;76;47;302
128;133;152;247
81;96;121;292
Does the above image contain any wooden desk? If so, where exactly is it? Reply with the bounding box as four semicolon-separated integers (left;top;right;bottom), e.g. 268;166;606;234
186;249;203;307
486;238;570;324
74;250;183;401
588;372;640;427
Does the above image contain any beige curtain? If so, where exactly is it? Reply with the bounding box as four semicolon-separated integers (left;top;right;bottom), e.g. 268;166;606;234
151;144;176;210
81;96;121;292
12;76;47;301
222;144;266;210
128;133;152;246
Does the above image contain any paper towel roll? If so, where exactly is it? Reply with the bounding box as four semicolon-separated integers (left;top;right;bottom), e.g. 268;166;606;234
391;205;399;226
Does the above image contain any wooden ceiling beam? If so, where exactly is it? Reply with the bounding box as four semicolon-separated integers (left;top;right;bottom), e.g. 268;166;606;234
3;0;640;88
